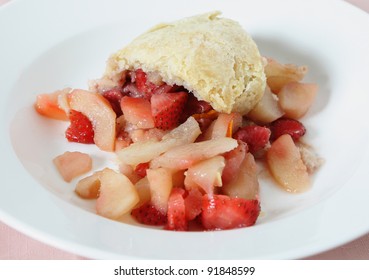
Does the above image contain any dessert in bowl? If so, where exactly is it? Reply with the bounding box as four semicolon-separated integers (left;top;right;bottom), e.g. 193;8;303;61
34;12;321;231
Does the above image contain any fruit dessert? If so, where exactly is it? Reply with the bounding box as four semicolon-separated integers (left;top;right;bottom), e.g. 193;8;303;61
34;12;322;231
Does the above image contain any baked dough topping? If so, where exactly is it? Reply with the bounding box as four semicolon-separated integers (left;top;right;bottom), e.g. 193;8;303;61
100;11;266;115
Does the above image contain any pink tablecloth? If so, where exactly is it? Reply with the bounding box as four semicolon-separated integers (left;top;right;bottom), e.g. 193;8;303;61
1;0;368;260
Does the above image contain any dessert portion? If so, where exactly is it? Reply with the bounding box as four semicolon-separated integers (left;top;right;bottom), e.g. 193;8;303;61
91;11;266;116
35;12;322;231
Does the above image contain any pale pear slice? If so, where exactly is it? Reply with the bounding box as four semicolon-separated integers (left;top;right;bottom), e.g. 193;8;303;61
96;168;139;219
75;171;102;199
150;137;238;170
34;90;70;121
147;168;173;214
53;151;92;182
134;177;151;208
184;155;225;194
264;58;308;93
222;153;259;200
202;113;242;140
266;134;310;193
117;116;201;166
247;86;284;124
68;89;116;152
278;82;318;119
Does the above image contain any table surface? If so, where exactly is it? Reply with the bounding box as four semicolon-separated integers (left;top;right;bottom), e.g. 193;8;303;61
1;0;368;260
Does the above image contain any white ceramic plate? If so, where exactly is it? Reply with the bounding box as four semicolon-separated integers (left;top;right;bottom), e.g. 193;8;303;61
1;0;369;259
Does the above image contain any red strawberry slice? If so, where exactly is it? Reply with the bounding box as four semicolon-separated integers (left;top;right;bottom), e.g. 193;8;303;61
151;91;188;130
269;118;306;142
134;162;150;178
165;188;188;231
102;88;124;116
233;125;271;154
65;110;94;144
184;188;203;221
135;69;148;93
181;92;213;120
135;69;157;99
201;195;260;230
131;203;167;226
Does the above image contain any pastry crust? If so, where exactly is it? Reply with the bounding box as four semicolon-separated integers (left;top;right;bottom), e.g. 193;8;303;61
100;11;266;115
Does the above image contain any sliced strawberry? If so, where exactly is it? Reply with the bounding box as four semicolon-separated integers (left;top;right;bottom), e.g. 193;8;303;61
131;202;167;226
181;92;213;122
165;188;188;231
189;99;212;115
196;117;216;133
135;69;157;99
184;188;203;221
102;88;124;116
134;162;150;178
65;110;94;144
135;69;148;92
233;125;271;154
269;118;306;142
151;91;188;130
191;110;218;132
201;195;260;230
